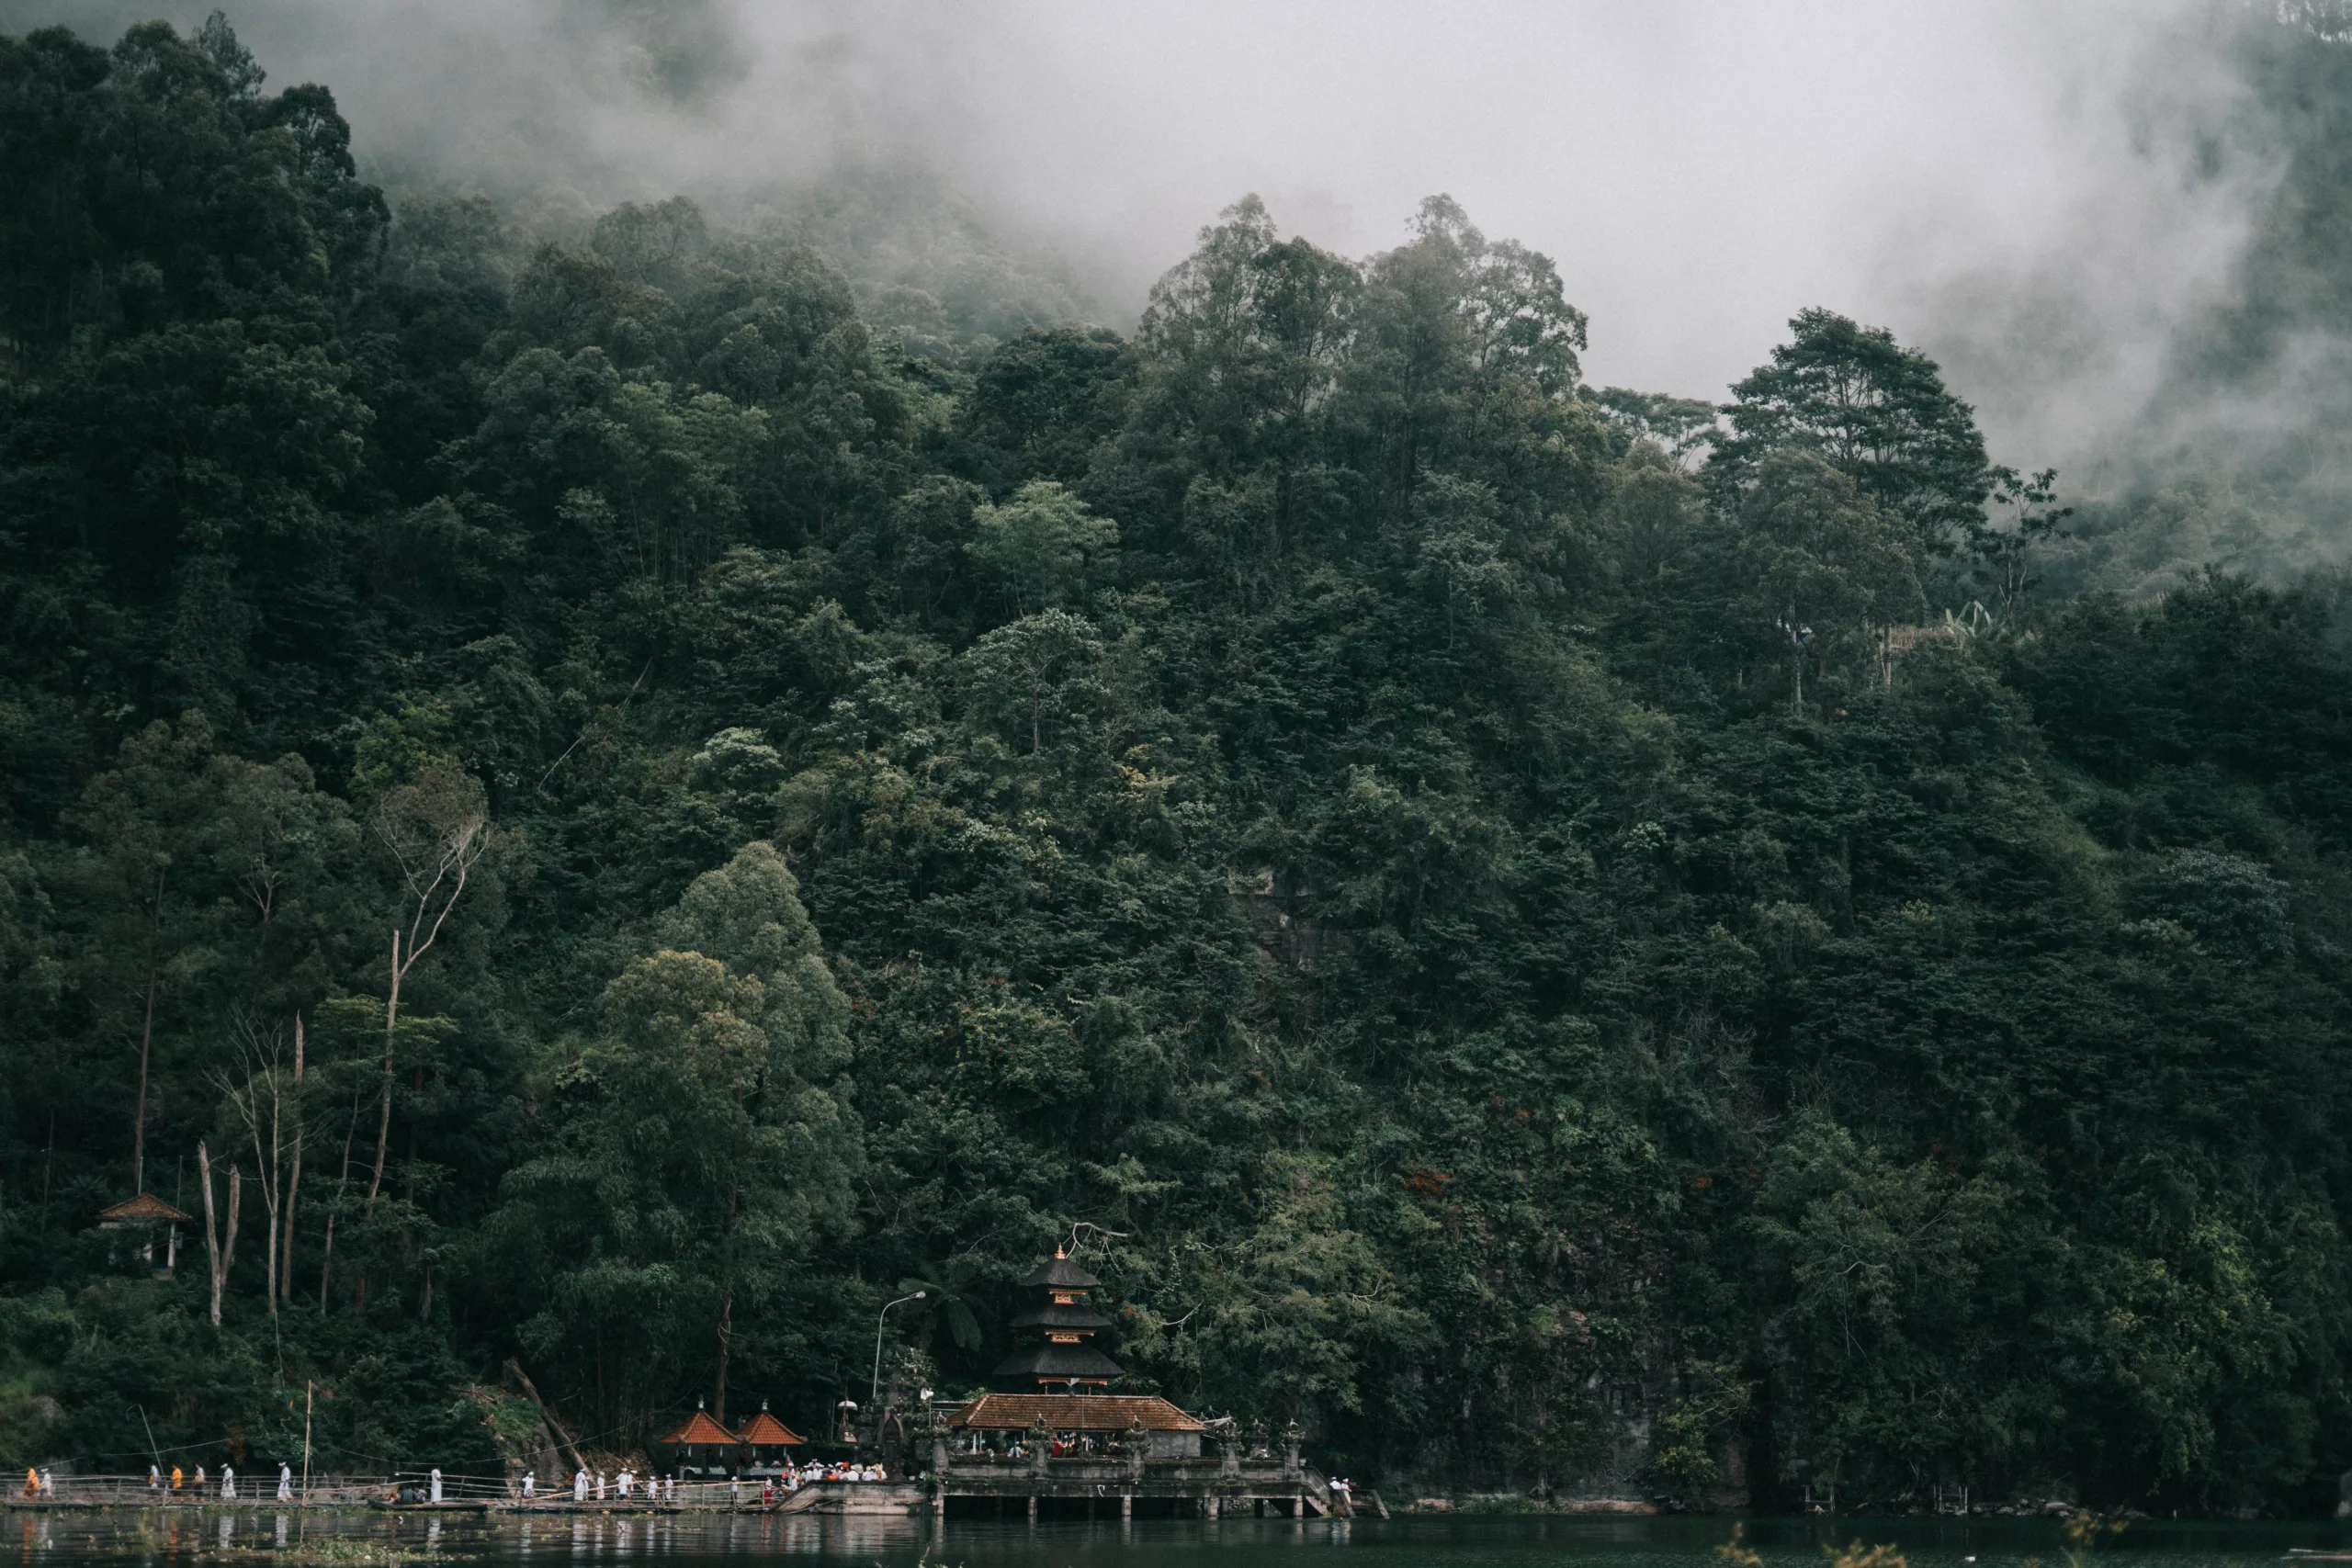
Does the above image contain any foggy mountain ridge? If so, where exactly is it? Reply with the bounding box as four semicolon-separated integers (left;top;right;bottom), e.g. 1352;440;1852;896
13;0;2352;593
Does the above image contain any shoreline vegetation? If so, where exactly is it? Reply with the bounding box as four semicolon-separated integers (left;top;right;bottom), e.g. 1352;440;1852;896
7;7;2352;1523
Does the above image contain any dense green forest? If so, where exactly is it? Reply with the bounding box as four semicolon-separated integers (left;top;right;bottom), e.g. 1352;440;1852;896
7;11;2352;1517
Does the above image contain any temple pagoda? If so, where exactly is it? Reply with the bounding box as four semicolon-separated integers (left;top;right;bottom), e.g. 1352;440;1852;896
992;1247;1124;1392
945;1247;1204;1461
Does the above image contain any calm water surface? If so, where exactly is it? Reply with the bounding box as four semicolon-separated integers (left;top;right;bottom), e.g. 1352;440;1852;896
7;1510;2346;1568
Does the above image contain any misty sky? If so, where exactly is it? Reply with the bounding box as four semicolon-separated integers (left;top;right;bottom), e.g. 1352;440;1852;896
6;0;2262;467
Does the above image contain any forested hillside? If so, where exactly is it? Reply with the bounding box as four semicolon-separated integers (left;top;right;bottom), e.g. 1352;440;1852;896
6;15;2352;1517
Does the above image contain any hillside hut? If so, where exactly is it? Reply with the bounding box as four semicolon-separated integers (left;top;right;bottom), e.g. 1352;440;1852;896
96;1192;192;1279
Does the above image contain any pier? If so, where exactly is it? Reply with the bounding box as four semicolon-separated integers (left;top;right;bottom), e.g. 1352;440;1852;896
922;1443;1366;1520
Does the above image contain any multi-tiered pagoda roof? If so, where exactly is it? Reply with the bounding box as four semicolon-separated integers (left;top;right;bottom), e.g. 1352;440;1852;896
991;1247;1125;1391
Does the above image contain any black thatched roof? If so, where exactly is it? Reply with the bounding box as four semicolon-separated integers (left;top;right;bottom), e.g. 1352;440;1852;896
1016;1249;1102;1290
991;1341;1127;1381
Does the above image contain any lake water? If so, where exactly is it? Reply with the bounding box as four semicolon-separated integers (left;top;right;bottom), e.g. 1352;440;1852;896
6;1509;2346;1568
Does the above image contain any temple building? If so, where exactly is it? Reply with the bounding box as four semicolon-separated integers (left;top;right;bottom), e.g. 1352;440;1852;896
946;1392;1204;1459
944;1247;1204;1459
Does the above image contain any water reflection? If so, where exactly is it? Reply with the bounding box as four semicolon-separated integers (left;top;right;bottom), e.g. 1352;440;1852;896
0;1511;2349;1568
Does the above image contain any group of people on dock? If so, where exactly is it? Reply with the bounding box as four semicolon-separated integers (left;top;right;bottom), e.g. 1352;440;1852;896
564;1468;673;1503
138;1461;299;1500
534;1460;888;1507
17;1455;906;1512
19;1461;304;1506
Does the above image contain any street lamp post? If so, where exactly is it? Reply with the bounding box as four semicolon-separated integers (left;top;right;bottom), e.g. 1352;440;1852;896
870;1290;928;1414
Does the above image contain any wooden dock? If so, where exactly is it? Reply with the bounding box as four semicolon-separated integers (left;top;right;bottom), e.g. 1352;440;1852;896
0;1458;1383;1523
924;1449;1363;1521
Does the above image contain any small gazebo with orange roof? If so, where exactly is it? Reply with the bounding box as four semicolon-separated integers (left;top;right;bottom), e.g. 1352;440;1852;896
738;1400;806;1474
654;1400;743;1477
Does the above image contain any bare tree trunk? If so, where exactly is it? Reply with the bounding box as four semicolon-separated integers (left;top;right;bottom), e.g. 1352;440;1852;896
504;1360;590;1479
132;866;165;1193
281;1016;303;1303
198;1143;242;1328
264;1073;281;1314
363;792;485;1214
223;1023;287;1319
199;1141;218;1325
368;929;399;1204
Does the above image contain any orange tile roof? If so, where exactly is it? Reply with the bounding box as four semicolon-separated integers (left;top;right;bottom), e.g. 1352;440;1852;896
656;1410;740;1447
737;1411;805;1445
97;1193;194;1224
950;1393;1203;1433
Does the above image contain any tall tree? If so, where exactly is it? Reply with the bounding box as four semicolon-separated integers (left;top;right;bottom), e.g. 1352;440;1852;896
487;843;856;1431
365;763;488;1205
1712;308;1994;555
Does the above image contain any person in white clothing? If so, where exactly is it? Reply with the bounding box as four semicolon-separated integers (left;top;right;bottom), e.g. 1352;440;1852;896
220;1465;235;1500
522;1471;535;1498
428;1468;442;1503
617;1470;632;1499
148;1466;161;1492
595;1472;606;1501
277;1462;292;1501
573;1469;588;1502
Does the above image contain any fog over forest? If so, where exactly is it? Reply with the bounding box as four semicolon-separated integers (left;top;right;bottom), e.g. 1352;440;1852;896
10;0;2352;1522
0;3;2302;411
